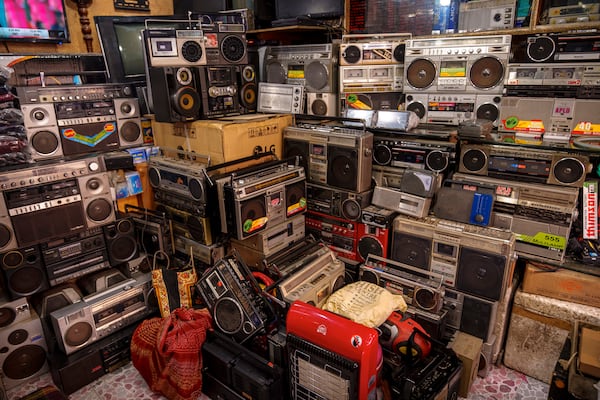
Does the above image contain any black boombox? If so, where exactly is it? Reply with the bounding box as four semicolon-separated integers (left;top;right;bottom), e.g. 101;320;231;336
372;134;456;173
511;33;600;63
306;182;373;221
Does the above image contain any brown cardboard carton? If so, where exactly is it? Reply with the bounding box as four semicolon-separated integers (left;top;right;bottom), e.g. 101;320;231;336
522;262;600;309
579;327;600;379
449;331;483;398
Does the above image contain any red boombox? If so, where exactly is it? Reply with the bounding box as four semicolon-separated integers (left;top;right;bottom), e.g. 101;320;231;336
286;301;381;400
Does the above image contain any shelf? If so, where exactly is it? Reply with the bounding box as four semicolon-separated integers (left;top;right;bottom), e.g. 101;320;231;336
246;24;343;43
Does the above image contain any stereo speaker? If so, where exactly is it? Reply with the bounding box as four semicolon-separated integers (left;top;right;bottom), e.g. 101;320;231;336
390;231;432;270
0;296;31;329
78;173;116;229
456;247;507;301
459;294;497;342
307;92;337;117
0;246;48;300
21;103;63;160
327;144;363;192
103;218;139;266
114;98;143;148
238;64;258;114
0;195;17;253
0;309;48;390
148;66;202;123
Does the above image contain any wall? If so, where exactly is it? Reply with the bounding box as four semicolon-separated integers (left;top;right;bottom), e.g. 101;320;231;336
0;0;173;55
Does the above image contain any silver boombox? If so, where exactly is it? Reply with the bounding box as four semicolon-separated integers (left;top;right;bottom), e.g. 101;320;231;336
50;271;155;355
257;82;305;114
271;241;345;308
449;172;579;263
372;135;456;172
339;33;411;66
404;35;511;93
360;254;445;313
392;215;516;300
372;165;442;198
371;185;432;218
220;159;307;240
405;93;502;126
265;43;339;93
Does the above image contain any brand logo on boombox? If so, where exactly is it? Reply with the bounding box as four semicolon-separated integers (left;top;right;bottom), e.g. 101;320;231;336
584;181;598;239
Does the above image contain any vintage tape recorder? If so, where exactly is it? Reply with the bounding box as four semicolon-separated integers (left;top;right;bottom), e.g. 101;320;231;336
372;134;456;172
443;287;499;343
283;124;373;193
306;182;373;221
339;33;411;66
202;22;248;65
360;254;445;313
143;28;207;67
270;243;345;308
174;234;224;267
50;271;156;355
499;96;600;136
265;43;338;93
372;165;442;198
257;82;305;114
391;215;516;295
371;185;432;218
504;62;600;99
458;0;517;33
197;65;242;118
458;142;592;187
219;158;307;240
406;93;502;126
124;205;175;258
0;155;113;253
162;203;213;246
449;172;579;263
305;210;362;262
340;64;404;93
357;207;394;261
511;33;600;63
404;35;511;93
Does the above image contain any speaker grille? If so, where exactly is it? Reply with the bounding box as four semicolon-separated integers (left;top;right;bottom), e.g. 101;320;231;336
64;321;93;347
31;130;59;155
2;344;46;380
8;266;45;297
456;247;506;301
119;120;141;143
214;297;243;334
221;35;246;63
86;199;113;222
406;59;436;89
327;147;358;191
391;233;431;270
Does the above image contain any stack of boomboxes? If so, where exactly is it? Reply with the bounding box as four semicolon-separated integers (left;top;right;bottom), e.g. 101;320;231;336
259;43;339;116
144;19;258;123
499;33;600;145
339;33;410;114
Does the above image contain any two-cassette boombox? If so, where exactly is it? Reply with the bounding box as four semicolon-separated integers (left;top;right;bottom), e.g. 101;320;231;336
143;25;256;123
17;85;142;161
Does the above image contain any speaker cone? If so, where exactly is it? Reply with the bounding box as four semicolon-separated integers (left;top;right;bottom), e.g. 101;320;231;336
461;149;487;172
8;266;44;296
31;130;59;155
406;59;436;89
425;150;449;172
328;151;358;191
188;178;204;201
148;167;160;188
526;36;555;62
186;216;207;243
476;103;499;122
358;236;383;260
391;235;431;270
0;224;11;249
119;120;141;143
342;45;361;64
221;35;246;63
172;86;201;118
181;40;204;63
393;44;405;63
284;141;309;173
373;144;392;165
553;158;585;184
214;297;243;334
457;248;505;301
311;99;328;116
2;250;23;268
3;344;46;380
414;288;437;311
108;235;136;264
0;306;16;328
86;198;112;222
342;199;362;221
64;321;93;347
241;83;257;109
407;101;426;119
242;65;255;82
266;62;286;84
305;61;329;90
470;57;504;89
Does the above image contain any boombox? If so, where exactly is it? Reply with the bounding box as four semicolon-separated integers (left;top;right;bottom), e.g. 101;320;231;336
18;84;142;160
218;159;306;240
197;65;242;118
391;215;516;299
372;165;442;198
196;255;271;344
50;271;155;355
404;35;511;93
305;210;362;262
405;93;502;126
202;23;248;65
458;0;516;32
357;219;392;261
173;235;225;267
498;96;600;136
510;33;600;63
360;254;445;313
504;62;600;99
143;28;207;67
444;287;499;342
0;155;113;253
257;82;305;114
371;184;433;218
339;33;411;65
372;134;456;172
283;124;373;193
448;172;579;263
1;245;49;299
273;243;345;308
307;92;338;116
124;205;175;259
458;142;592;187
0;296;32;328
306;182;373;221
264;43;338;93
340;64;404;93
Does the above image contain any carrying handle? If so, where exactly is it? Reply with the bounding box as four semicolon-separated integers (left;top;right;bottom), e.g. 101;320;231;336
364;254;444;286
293;114;368;131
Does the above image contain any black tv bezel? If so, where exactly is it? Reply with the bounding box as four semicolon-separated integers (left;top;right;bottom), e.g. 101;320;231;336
0;0;70;44
274;0;345;20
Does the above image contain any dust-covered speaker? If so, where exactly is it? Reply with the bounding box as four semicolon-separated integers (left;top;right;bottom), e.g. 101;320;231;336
78;173;115;229
103;218;138;266
390;228;432;271
307;92;338;117
148;66;202;123
21;103;63;160
114;98;143;148
0;246;48;300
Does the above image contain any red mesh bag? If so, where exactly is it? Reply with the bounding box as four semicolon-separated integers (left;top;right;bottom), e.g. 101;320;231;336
131;307;213;400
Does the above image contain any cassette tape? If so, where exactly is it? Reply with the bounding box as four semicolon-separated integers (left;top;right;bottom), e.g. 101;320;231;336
144;28;207;67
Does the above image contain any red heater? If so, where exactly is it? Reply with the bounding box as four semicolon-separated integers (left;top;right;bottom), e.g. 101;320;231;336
286;301;381;400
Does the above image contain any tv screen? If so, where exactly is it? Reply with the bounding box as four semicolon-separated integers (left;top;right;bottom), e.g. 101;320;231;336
275;0;344;20
0;0;69;43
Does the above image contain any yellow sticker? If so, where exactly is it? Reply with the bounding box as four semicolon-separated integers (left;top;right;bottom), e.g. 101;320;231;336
515;232;566;251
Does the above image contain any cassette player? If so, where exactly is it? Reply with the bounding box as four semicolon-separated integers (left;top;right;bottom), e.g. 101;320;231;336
339;33;411;66
305;210;361;262
511;33;600;63
340;64;404;93
144;28;207;67
406;93;502;126
372;134;456;173
306;182;373;221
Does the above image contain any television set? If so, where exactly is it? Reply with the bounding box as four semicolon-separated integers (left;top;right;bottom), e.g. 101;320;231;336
275;0;344;21
0;0;69;43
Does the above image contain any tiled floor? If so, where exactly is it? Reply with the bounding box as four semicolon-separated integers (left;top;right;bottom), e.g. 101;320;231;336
7;361;548;400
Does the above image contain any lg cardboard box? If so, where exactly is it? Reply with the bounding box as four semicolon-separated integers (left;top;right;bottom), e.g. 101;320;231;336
522;262;600;309
152;114;293;165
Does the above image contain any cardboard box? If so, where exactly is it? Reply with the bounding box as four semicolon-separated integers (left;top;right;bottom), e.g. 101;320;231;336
449;331;483;398
522;262;600;309
151;114;292;165
579;327;600;378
